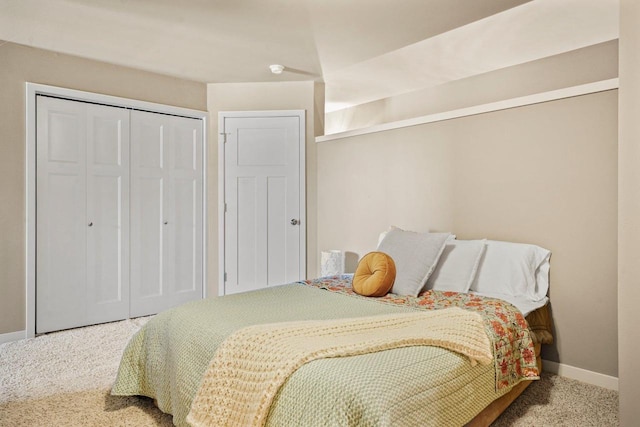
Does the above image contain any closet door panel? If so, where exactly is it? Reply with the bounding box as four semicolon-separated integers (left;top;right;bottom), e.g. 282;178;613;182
130;112;168;316
85;104;130;324
36;97;88;333
169;117;203;297
130;111;203;316
131;118;165;302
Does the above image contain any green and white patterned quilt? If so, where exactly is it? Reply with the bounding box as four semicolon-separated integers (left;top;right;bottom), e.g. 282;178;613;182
112;277;538;426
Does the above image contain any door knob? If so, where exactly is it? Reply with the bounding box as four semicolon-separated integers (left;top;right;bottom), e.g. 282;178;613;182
290;219;299;225
88;222;93;227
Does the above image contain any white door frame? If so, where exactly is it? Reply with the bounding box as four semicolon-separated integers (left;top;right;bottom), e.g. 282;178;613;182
218;110;306;296
25;82;208;339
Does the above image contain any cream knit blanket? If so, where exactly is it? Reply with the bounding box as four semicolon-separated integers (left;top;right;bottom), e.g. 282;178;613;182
186;307;492;427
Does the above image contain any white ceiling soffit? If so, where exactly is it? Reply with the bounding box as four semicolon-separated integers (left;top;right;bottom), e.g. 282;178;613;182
0;0;617;111
0;0;528;83
324;0;620;112
0;0;324;82
303;0;531;74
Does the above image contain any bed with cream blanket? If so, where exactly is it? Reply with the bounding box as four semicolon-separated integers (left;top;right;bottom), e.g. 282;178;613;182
112;276;545;426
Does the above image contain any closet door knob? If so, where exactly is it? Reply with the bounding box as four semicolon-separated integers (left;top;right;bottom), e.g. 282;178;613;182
88;222;93;227
290;219;299;225
164;221;168;225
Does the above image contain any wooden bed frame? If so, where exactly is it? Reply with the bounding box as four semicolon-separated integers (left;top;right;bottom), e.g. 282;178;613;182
466;304;553;426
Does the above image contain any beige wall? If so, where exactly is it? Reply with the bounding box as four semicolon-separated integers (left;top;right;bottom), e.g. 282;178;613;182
618;0;640;424
318;91;618;377
326;40;618;134
206;81;324;295
0;42;207;335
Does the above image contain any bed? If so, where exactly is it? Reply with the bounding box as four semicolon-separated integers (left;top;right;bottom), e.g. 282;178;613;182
112;231;554;426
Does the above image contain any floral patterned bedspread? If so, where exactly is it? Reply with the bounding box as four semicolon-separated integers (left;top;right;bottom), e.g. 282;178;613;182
301;275;539;390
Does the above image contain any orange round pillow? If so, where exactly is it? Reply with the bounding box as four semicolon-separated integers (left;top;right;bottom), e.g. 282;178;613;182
353;252;396;297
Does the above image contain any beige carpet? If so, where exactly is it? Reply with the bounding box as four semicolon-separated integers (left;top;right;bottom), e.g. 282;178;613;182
0;318;173;426
0;318;618;426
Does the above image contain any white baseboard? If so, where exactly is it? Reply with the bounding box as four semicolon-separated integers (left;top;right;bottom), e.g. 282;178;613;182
0;330;26;345
543;359;618;391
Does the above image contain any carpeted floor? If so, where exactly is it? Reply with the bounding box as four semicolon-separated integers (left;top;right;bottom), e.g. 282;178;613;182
492;371;618;426
0;318;618;426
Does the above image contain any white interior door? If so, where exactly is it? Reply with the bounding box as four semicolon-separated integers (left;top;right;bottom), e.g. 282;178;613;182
36;96;130;333
130;111;203;316
222;112;305;295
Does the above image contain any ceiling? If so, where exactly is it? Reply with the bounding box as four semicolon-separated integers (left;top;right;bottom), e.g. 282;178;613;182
0;0;618;112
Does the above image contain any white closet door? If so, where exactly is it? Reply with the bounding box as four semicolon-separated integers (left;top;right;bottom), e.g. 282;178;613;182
36;96;130;333
130;111;203;317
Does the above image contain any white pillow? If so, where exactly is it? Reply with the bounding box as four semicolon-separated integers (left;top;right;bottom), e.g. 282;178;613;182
377;225;411;247
377;228;451;297
425;239;486;293
470;240;551;301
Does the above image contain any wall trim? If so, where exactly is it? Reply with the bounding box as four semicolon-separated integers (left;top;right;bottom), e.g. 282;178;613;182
543;359;619;391
316;78;620;143
0;330;26;345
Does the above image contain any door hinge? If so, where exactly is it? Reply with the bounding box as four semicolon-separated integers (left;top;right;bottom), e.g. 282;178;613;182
224;203;227;213
224;272;227;282
219;132;227;143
